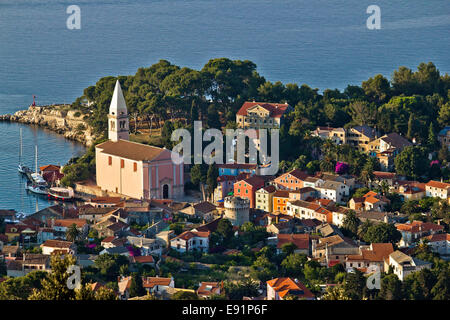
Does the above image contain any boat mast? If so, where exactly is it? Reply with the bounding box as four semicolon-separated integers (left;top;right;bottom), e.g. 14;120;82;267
19;128;23;164
35;145;38;174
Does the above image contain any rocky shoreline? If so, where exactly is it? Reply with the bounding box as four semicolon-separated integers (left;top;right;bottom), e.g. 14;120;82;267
0;105;99;147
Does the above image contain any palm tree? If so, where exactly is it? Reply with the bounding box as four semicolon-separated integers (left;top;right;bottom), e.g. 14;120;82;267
66;223;80;242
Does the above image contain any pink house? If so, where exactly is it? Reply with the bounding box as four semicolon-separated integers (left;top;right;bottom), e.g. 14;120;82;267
95;81;184;200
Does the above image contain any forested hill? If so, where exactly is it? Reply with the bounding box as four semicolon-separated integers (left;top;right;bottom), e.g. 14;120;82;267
72;58;450;141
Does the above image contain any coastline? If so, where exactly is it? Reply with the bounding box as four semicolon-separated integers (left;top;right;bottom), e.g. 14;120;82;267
0;104;99;147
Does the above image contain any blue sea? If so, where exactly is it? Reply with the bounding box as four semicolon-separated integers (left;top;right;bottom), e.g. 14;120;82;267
0;0;449;213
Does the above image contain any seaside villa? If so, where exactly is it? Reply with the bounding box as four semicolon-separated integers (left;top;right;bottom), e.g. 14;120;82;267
95;80;184;200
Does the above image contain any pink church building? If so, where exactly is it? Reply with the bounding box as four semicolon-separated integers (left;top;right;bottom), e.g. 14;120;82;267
95;80;184;200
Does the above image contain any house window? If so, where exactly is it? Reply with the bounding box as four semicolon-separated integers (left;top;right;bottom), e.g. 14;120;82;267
108;156;112;166
121;159;125;168
134;163;137;172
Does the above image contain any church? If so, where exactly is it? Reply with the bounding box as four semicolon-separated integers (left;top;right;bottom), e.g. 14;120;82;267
95;80;184;200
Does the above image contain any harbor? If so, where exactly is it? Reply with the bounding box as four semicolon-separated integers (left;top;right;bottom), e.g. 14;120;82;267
0;121;85;215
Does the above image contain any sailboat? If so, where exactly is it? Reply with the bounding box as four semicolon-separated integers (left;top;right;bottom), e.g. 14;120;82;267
18;128;32;174
25;145;48;195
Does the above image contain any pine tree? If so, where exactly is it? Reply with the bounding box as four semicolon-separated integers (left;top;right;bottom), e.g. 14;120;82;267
206;164;218;197
406;114;415;140
190;99;199;122
129;273;146;298
427;122;437;150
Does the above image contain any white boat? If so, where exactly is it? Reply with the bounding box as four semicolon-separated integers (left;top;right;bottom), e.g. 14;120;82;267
26;182;48;195
30;145;48;187
48;187;75;201
18;128;32;174
31;172;47;186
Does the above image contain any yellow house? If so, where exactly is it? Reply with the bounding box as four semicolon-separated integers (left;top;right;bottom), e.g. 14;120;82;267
255;185;276;213
236;101;290;129
346;125;379;153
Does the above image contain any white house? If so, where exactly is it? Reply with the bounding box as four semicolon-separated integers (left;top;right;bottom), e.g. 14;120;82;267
143;276;175;295
425;180;450;201
425;233;450;256
384;250;432;281
170;230;210;253
41;239;76;255
317;181;349;204
127;236;164;256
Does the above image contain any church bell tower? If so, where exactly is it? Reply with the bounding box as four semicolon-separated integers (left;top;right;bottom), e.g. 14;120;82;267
108;80;129;142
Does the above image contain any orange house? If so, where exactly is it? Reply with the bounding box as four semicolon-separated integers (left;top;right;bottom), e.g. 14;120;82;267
274;169;309;191
273;190;290;214
234;176;265;208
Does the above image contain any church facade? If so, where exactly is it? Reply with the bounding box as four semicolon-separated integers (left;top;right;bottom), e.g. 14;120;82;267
95;80;184;200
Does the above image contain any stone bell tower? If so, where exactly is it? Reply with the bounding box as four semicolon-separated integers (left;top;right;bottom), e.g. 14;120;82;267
108;80;129;142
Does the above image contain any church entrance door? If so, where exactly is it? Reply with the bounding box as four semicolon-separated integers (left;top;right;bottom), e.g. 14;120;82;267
163;184;169;199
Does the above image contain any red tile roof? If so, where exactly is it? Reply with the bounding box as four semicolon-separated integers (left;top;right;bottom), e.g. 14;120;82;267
277;234;310;250
174;230;210;241
266;277;314;299
142;277;172;288
132;256;154;264
396;221;444;233
426;180;450;190
41;239;73;248
425;233;450;242
240;176;265;188
237;102;290;118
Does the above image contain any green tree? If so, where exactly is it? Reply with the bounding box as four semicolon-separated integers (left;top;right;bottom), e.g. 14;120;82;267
342;210;360;238
379;273;403;300
362;223;402;244
394;146;429;180
161;120;175;149
190;164;207;188
28;254;78;300
343;269;367;300
206;164;219;196
427;122;438;150
66;223;80;242
362;74;391;104
250;255;277;282
349;101;376;126
321;285;351;300
0;271;47;300
281;253;307;278
431;269;450;300
224;278;259;300
216;219;234;240
129;273;146;298
172;291;199;300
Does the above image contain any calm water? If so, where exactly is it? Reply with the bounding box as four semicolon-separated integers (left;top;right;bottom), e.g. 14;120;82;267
0;0;449;213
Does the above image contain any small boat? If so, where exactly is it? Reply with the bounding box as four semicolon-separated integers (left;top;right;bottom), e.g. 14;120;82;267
48;187;75;201
18;163;32;174
25;182;48;195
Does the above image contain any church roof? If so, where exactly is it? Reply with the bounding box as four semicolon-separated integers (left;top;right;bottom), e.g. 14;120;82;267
96;139;166;161
109;80;128;115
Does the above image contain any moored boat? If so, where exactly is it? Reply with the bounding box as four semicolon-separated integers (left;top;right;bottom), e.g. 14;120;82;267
25;182;48;195
48;187;75;201
31;172;47;186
